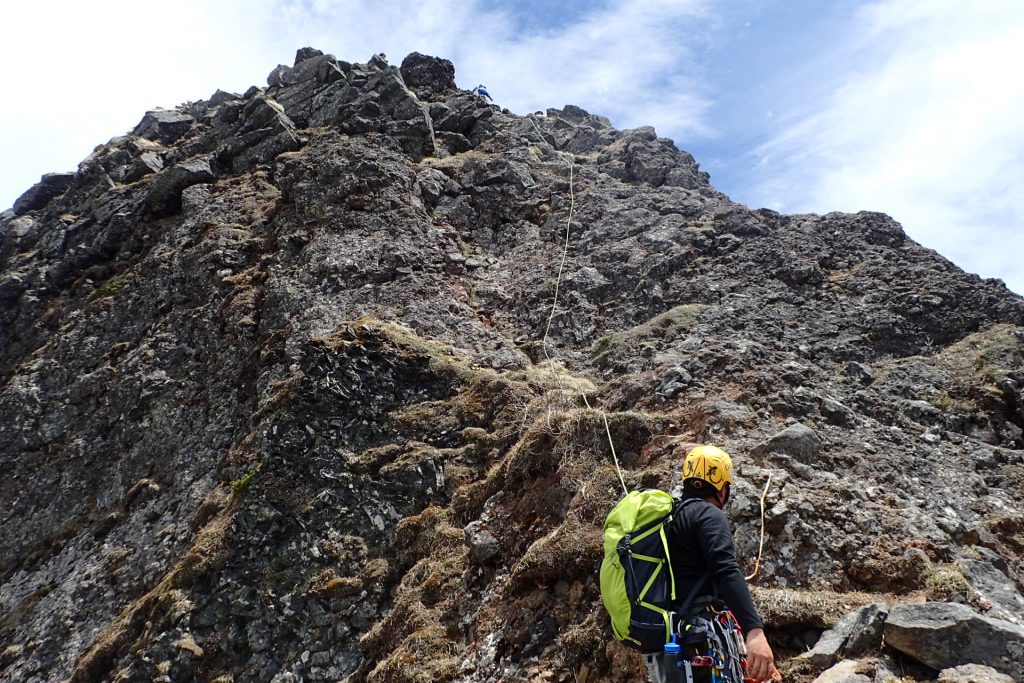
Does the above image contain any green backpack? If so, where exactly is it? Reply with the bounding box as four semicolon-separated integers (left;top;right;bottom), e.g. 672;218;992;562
599;489;682;651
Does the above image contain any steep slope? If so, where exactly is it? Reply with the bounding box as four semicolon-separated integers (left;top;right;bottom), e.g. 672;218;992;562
1;49;1022;683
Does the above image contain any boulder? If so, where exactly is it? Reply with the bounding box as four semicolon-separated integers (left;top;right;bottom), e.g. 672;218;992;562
596;127;709;189
464;521;501;564
884;602;1024;680
12;173;76;215
265;53;435;160
399;52;456;101
753;422;822;463
294;46;324;65
800;603;888;667
871;654;902;682
132;108;196;144
264;51;350;126
937;663;1015;682
214;97;300;173
956;553;1024;626
145;157;217;216
658;366;692;398
844;361;875;385
811;659;871;683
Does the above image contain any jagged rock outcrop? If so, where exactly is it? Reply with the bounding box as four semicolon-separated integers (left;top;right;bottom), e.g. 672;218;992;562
2;48;1023;683
798;603;887;668
884;603;1024;680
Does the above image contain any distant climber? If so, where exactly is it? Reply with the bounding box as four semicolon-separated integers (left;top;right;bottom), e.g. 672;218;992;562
472;84;492;103
667;445;777;682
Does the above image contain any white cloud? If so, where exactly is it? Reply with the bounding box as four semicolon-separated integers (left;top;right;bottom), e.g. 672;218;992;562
749;0;1024;294
0;0;286;208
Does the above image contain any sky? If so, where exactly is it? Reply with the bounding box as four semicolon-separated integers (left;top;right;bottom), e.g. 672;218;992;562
2;0;1022;294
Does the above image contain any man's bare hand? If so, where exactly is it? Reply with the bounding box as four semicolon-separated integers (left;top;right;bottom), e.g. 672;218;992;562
744;628;776;682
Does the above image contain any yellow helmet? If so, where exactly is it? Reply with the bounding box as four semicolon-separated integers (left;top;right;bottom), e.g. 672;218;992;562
683;445;734;491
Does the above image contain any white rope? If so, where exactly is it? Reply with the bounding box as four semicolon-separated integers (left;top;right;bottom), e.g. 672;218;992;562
528;115;628;496
527;117;769;571
745;473;772;580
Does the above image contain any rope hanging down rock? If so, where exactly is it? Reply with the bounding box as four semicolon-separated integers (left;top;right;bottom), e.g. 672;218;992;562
527;115;772;582
527;115;628;496
745;473;772;581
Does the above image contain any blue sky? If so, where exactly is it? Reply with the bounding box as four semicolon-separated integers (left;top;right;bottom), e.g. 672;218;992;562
3;0;1023;294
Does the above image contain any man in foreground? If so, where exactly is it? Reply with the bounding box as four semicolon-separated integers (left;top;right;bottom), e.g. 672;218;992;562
667;445;777;682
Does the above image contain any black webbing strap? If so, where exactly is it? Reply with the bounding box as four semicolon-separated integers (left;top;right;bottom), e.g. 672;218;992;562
676;572;709;617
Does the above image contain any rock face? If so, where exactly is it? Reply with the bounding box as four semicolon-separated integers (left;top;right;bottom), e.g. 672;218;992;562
12;172;75;215
884;603;1024;680
1;48;1024;683
811;659;871;683
799;603;888;667
937;663;1015;683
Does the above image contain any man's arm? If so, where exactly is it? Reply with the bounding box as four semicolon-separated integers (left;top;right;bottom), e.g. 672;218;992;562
692;503;776;681
691;503;764;632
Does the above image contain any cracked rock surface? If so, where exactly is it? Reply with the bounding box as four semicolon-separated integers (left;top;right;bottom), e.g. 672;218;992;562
2;48;1023;683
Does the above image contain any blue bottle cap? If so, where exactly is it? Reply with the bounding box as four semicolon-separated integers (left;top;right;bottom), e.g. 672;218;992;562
664;635;681;654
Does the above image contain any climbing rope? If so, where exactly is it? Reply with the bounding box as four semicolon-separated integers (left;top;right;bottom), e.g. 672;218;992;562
527;115;628;496
745;473;772;581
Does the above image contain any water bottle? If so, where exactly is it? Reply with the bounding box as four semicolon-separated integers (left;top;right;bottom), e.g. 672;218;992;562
664;634;682;683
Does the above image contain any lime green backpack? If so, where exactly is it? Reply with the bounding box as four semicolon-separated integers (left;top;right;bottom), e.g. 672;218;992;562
599;490;690;652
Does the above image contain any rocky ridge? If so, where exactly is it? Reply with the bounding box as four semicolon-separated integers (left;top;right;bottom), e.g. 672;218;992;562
1;49;1023;682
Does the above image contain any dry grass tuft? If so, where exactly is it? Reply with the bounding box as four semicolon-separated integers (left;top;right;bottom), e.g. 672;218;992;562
752;587;886;628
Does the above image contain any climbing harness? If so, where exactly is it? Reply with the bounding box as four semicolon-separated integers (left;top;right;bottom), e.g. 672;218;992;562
643;606;753;683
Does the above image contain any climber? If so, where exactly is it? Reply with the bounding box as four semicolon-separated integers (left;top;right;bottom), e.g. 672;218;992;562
472;84;493;103
667;445;777;683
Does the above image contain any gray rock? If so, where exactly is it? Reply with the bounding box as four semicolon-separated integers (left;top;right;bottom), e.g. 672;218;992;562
294;47;324;65
800;603;888;667
844;604;888;655
753;422;822;463
12;172;76;214
884;602;1024;680
207;89;241;108
215;96;300;172
871;654;902;682
937;663;1015;682
124;150;165;182
957;554;1024;626
844;361;876;385
132;108;196;144
700;399;755;433
399;52;456;101
902;399;942;424
145;157;217;216
812;659;871;683
5;46;1024;683
464;520;501;564
658;366;692;398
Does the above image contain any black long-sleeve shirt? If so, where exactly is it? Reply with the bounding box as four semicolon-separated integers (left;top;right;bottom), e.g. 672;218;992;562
666;495;764;633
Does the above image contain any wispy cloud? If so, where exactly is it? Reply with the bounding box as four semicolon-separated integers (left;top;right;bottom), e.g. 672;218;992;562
747;0;1024;294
